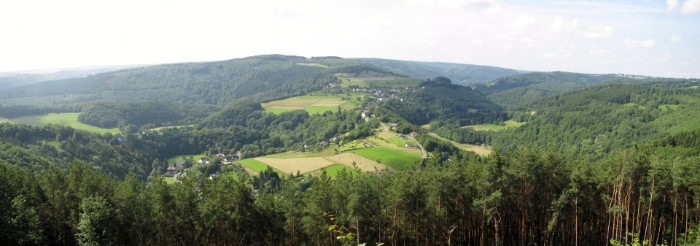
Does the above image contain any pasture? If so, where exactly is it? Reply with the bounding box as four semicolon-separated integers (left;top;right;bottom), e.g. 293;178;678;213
464;120;526;132
238;159;272;172
658;104;679;111
325;152;389;172
255;156;334;175
349;147;421;170
336;73;421;88
2;113;119;134
428;133;492;156
261;95;355;115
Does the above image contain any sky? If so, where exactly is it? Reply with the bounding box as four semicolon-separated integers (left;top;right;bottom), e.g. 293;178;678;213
1;0;699;78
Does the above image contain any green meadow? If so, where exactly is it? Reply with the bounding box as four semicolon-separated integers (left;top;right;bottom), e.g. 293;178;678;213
350;147;422;170
465;120;526;132
2;113;119;134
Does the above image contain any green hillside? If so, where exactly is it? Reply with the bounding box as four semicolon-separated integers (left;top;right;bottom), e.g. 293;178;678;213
356;58;523;85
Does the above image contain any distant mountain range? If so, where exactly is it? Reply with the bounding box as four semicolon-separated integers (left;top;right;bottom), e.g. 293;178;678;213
0;54;692;109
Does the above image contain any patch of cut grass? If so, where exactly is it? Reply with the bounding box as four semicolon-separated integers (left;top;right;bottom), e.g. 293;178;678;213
349;147;421;170
238;159;271;173
164;177;175;184
6;113;119;134
150;125;194;131
264;107;301;115
261;95;354;114
297;63;329;68
304;106;337;114
659;104;679;111
314;164;359;177
427;133;492;156
464;120;526;132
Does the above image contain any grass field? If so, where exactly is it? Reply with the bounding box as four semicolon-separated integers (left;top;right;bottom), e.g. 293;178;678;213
296;63;328;68
428;133;492;156
464;120;526;132
150;125;195;131
310;164;359;177
238;159;272;172
261;95;355;115
2;113;119;134
336;73;422;88
624;103;647;109
658;104;679;111
325;153;389;172
255;157;334;175
164;177;175;184
263;108;300;114
349;147;421;170
365;135;422;155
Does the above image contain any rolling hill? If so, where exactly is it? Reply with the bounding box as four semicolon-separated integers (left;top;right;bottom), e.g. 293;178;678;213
355;58;523;85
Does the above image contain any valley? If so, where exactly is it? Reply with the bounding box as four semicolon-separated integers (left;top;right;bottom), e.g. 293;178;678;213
0;55;699;245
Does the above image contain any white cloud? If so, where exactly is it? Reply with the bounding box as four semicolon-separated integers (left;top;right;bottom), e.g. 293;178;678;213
670;36;682;43
582;25;615;39
406;0;501;11
550;17;564;32
510;15;536;28
682;0;700;14
667;0;679;11
624;39;656;49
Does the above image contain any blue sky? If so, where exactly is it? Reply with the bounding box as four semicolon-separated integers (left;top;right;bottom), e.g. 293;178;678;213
1;0;698;78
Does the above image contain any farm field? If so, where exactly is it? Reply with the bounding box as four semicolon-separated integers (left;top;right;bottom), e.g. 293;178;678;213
324;152;389;172
365;135;422;155
464;120;526;132
428;133;492;156
1;113;119;134
261;95;356;115
238;159;272;172
349;147;421;170
255;156;334;175
336;73;422;88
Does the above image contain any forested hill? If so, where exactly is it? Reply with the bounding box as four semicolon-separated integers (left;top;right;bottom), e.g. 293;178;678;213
376;77;506;126
473;71;694;108
492;83;700;159
0;55;378;107
354;58;523;85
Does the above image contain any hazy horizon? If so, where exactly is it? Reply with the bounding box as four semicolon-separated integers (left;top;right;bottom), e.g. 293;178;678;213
1;0;699;78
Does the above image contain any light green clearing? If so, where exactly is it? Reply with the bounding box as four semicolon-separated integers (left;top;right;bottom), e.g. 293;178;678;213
312;164;359;177
658;104;679;111
338;140;365;152
339;77;422;88
167;154;206;166
264;108;301;115
624;103;647;109
427;133;492;157
263;148;338;159
296;63;328;68
304;106;337;114
464;120;526;132
262;95;355;114
349;147;421;170
238;159;285;176
150;125;194;131
3;113;119;134
164;177;175;184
